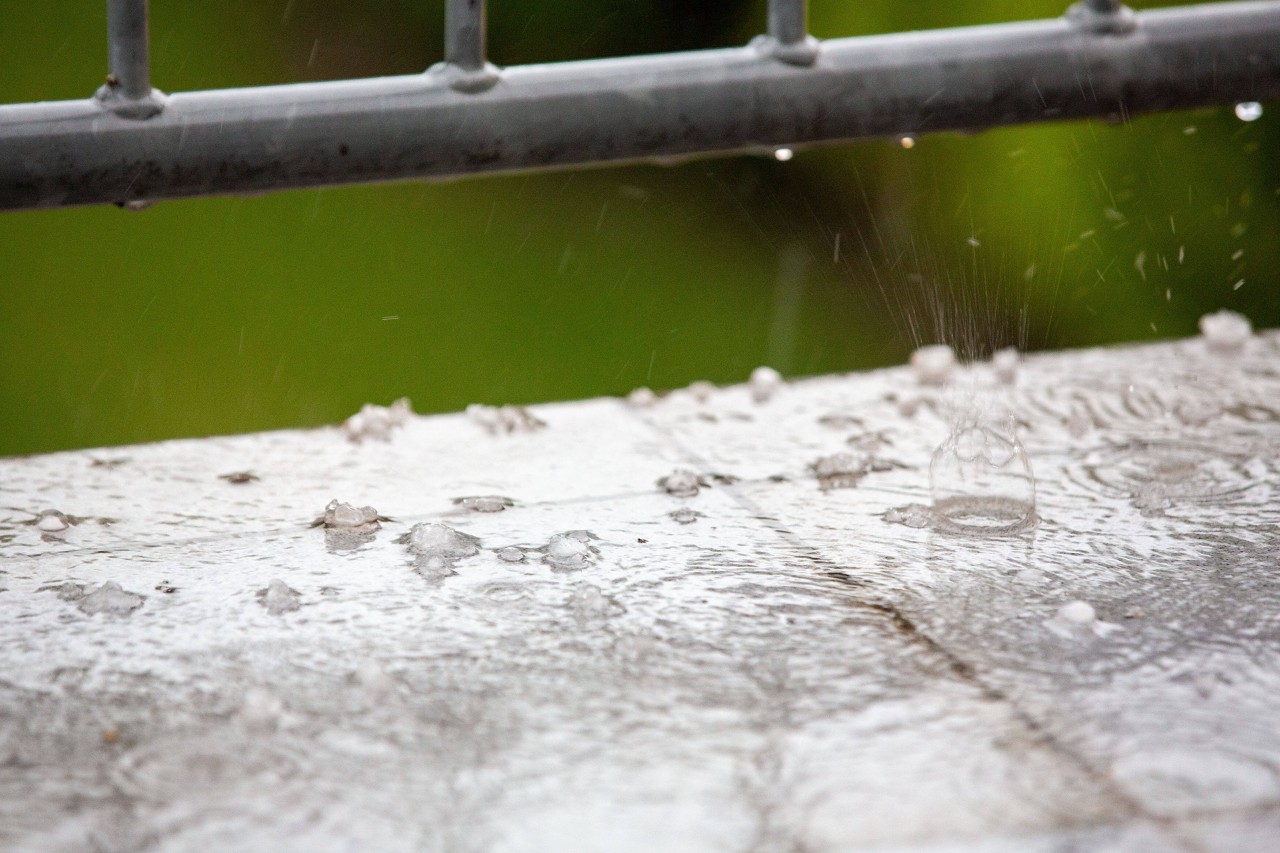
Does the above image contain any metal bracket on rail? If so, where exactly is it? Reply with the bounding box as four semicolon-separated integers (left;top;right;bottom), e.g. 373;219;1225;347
752;0;822;66
429;0;501;93
94;0;166;119
1067;0;1140;33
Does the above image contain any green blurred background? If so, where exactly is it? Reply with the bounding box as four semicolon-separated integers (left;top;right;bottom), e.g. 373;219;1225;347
1;0;1276;456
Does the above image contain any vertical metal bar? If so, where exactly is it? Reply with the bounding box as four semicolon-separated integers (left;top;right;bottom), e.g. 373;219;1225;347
768;0;807;47
1087;0;1122;11
107;0;151;100
446;0;486;72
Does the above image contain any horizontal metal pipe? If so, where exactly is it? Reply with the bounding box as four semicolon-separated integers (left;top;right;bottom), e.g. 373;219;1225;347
2;1;1279;211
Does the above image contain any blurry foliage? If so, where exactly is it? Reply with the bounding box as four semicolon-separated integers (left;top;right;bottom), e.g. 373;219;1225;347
0;1;1276;454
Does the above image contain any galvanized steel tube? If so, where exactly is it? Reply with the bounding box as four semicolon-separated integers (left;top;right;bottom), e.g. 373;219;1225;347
2;1;1279;210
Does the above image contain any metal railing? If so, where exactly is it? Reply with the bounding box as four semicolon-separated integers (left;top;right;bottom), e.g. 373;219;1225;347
1;0;1278;211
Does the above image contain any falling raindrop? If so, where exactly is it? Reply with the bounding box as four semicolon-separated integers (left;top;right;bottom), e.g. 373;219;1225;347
1235;101;1263;122
898;135;916;149
929;415;1037;536
773;147;794;162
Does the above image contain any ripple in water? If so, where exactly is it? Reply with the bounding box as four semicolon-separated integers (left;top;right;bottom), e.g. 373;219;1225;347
1072;439;1266;516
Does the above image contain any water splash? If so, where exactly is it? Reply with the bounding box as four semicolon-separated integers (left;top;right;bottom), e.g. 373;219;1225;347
929;415;1037;536
258;579;301;615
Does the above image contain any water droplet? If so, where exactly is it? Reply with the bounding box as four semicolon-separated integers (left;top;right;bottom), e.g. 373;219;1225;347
1058;600;1096;624
1183;125;1197;135
898;135;916;149
238;688;284;732
343;397;412;442
544;532;597;571
668;507;702;524
452;495;514;513
78;581;145;616
495;546;526;563
466;403;546;435
120;199;153;211
685;380;716;403
402;523;481;561
218;470;259;484
929;416;1037;536
810;453;869;491
992;347;1019;384
352;660;396;697
1235;101;1263;122
773;147;794;162
626;386;658;407
1045;599;1120;639
1199;309;1252;353
35;509;71;533
910;344;956;386
257;579;301;615
965;236;981;248
882;503;932;529
749;365;783;403
658;468;704;498
322;499;380;530
570;583;624;624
